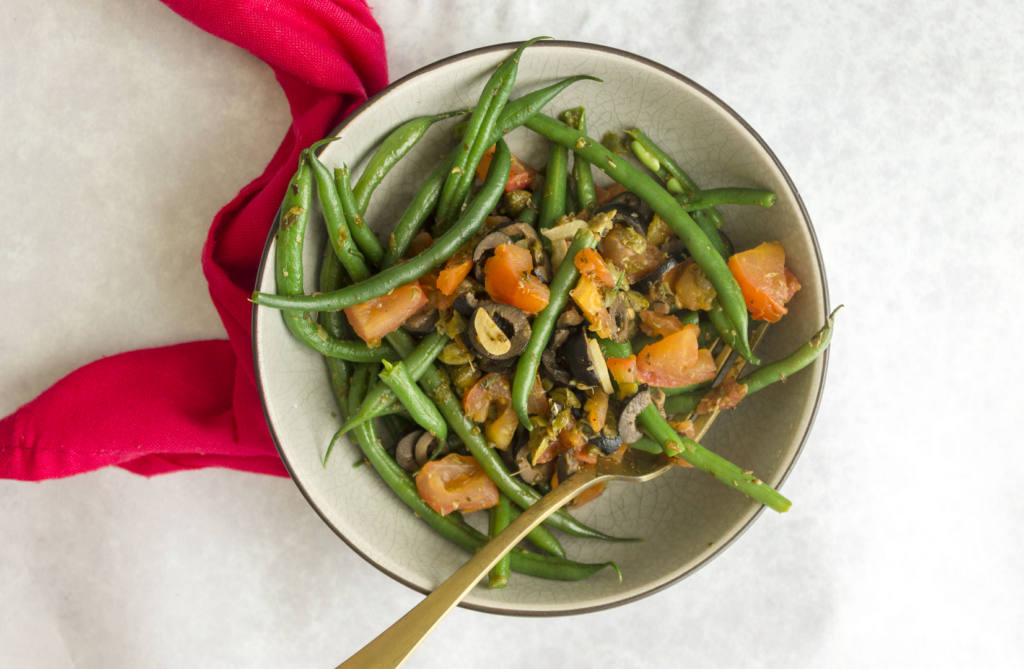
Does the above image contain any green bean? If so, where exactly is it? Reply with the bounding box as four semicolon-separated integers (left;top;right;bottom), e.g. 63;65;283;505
537;135;568;239
318;249;350;340
380;157;451;268
379;360;447;442
340;331;449;434
352;109;471;216
676;188;776;211
515;178;544;226
251;140;512;312
638;405;791;512
436;37;548;227
272;150;397;362
564;169;578;215
309;143;368;279
563;108;597;212
664;306;839;415
487;493;512;589
335;164;384;266
381;413;415;442
693;210;731;259
524;113;755;363
707;298;752;361
629;140;684;194
380;76;599;265
513;229;598;429
416;363;628;542
626;128;723;225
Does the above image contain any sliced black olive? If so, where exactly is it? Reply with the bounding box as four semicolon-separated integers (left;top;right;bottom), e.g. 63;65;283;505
465;304;531;361
589;434;623;456
402;305;439;334
563;330;614;393
395;429;425;472
452;292;487;318
660;238;690;259
472;231;512;282
475;356;516;374
632;257;682;296
618;386;652;444
594;201;646;235
556;450;581;482
607;293;633;344
515;444;555;485
414;431;447;466
541;348;572;385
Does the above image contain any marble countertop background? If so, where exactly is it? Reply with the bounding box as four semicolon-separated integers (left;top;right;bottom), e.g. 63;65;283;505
2;1;1022;667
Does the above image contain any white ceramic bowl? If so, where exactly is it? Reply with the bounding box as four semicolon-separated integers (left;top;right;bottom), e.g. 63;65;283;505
253;41;829;616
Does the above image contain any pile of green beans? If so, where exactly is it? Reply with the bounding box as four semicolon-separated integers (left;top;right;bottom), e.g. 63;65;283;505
260;39;838;590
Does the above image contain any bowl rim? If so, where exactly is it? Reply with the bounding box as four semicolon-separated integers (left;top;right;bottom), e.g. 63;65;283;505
252;39;830;617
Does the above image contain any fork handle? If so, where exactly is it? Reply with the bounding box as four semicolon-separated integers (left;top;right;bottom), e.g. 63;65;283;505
337;467;600;669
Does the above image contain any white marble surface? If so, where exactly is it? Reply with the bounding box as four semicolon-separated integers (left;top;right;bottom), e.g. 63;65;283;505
1;0;1022;667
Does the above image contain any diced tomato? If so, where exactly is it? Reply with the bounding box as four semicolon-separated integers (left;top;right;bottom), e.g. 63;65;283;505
665;349;717;388
558;425;587;453
574;248;617;288
462;374;518;450
669;419;696;440
573;448;598;465
476;145;536;192
416;453;499;516
583;390;609;432
606;356;638;386
570;274;616;339
638;310;684;337
635;324;702;387
728;241;801;323
527;376;550;416
344;281;429;344
405;231;433;258
668;261;717;311
437;251;472;296
594;183;628;207
696;377;749;415
599;225;666;283
484;244;550;314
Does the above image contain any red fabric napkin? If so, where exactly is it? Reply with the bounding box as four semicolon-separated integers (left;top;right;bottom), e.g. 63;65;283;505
0;0;388;480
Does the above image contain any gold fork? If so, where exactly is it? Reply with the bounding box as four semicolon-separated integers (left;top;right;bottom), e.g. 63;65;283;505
337;324;769;669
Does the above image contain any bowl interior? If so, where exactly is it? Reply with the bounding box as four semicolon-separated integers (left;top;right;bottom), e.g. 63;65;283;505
253;42;828;615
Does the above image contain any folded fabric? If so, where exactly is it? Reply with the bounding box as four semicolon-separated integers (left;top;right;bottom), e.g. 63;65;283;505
0;0;388;481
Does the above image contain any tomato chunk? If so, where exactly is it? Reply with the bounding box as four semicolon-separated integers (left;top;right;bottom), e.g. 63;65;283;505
527;376;550;416
638;310;685;337
574;248;617;288
416;454;499;516
437;251;472;296
669;261;717;311
599;225;665;283
476;145;536;192
344;281;428;344
462;373;518;450
728;242;801;323
606;356;638;386
484;244;550;314
583;390;609;432
635;324;703;387
570;274;616;339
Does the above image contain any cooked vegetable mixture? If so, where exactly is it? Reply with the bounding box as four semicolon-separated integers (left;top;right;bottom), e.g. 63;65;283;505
255;38;837;589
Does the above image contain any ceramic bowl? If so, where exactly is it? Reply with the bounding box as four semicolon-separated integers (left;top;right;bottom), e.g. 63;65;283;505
252;41;829;616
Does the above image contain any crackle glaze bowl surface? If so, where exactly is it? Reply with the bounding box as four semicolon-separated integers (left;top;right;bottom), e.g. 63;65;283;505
252;41;829;616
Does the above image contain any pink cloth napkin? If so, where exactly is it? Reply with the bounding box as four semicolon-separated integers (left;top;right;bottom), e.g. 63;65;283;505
0;0;388;480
